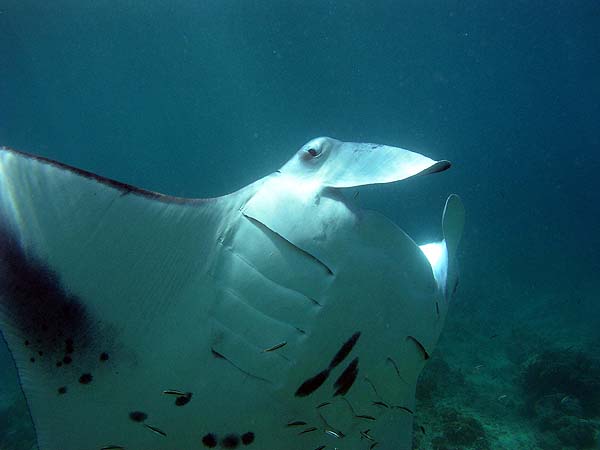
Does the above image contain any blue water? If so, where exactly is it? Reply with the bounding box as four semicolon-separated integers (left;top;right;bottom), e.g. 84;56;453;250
1;1;599;449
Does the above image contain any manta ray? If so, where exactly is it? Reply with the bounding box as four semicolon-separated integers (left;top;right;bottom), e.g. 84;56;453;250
0;137;464;450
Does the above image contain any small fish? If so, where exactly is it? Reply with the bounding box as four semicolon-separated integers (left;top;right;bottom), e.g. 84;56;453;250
286;420;307;427
360;429;375;441
419;425;426;434
316;401;331;409
370;442;379;449
144;424;167;437
262;341;287;352
355;414;376;421
353;191;360;200
211;348;226;359
386;356;401;376
490;334;498;339
498;394;507;401
299;426;318;435
314;446;326;450
324;429;344;438
560;395;571;404
392;405;414;414
474;364;484;371
372;401;389;408
406;335;430;360
162;389;187;396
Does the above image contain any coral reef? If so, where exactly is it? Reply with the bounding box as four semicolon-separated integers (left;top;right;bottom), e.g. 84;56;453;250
438;407;489;449
521;349;600;417
415;354;466;406
521;349;600;448
413;406;489;450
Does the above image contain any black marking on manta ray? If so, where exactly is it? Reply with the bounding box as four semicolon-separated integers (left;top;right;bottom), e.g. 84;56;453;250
65;337;74;354
406;335;430;360
242;214;334;276
210;347;272;384
422;160;452;175
295;332;361;397
174;392;192;406
79;372;93;384
0;221;100;366
333;357;359;396
295;369;330;397
129;411;148;422
202;433;218;447
221;433;240;448
241;431;255;445
0;147;208;205
329;331;361;369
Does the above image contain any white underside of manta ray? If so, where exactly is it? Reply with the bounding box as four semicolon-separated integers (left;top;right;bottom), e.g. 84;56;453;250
0;137;464;450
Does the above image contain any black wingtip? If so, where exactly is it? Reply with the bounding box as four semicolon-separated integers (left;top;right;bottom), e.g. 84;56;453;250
428;160;452;174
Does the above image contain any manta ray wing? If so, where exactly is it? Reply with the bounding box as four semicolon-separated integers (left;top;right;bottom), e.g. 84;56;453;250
0;148;261;449
0;138;463;450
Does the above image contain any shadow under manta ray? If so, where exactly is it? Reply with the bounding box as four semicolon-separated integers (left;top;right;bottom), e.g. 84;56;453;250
0;137;464;450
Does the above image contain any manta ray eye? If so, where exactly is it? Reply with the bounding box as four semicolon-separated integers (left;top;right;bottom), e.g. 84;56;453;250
306;147;320;157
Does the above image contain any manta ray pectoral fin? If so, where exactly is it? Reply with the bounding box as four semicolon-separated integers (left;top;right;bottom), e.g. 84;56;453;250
0;147;254;450
419;194;465;299
442;193;465;260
